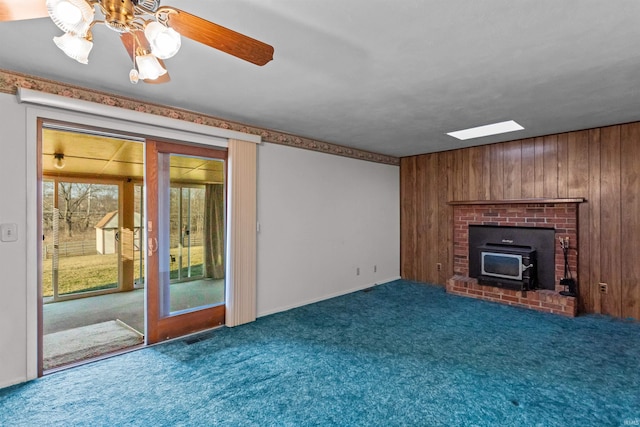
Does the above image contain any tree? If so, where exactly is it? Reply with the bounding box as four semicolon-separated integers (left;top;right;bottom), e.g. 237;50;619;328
58;183;94;237
56;183;119;238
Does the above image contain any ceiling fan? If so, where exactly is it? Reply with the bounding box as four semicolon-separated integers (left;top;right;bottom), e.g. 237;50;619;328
0;0;274;84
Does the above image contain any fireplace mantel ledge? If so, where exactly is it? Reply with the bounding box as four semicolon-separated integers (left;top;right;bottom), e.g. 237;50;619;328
447;197;585;206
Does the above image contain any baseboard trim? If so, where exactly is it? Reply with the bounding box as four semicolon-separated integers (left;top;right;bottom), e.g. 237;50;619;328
0;375;28;390
257;276;401;318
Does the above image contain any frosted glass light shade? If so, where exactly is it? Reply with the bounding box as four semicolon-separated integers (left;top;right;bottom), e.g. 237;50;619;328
144;21;181;59
136;53;167;80
46;0;94;36
53;32;93;64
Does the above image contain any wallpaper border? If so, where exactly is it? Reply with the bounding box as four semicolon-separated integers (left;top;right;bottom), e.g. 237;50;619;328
0;69;399;166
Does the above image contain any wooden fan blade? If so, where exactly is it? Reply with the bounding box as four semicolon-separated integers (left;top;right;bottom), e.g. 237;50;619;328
162;7;274;66
120;32;138;60
0;0;49;21
120;32;171;84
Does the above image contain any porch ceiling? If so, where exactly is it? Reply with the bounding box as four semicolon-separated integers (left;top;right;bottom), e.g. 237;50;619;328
42;128;224;184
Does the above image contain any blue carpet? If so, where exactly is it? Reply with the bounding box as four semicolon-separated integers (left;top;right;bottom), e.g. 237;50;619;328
1;280;639;426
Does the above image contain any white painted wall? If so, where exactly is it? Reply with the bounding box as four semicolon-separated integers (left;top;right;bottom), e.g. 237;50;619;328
256;143;399;316
0;94;29;388
0;91;400;388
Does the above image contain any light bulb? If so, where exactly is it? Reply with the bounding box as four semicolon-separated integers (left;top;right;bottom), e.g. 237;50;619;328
53;153;65;169
54;1;82;25
46;0;94;36
144;21;181;59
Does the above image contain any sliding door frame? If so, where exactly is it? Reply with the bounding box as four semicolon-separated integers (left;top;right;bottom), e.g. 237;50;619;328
145;139;227;344
24;95;255;380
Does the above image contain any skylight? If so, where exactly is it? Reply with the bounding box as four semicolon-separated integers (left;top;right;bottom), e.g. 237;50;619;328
447;120;524;140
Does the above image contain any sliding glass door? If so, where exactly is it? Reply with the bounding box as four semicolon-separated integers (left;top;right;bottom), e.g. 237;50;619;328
42;179;121;301
38;122;229;372
146;140;226;343
39;124;147;374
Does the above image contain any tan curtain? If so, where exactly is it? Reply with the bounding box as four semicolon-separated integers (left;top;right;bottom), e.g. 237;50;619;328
225;139;257;327
203;184;225;279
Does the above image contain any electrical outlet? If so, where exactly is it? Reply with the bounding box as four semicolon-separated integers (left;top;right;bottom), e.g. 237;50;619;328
437;263;442;271
374;265;377;273
599;282;608;294
356;267;360;276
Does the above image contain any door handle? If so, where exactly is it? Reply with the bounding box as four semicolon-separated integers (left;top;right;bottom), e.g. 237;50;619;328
148;237;158;256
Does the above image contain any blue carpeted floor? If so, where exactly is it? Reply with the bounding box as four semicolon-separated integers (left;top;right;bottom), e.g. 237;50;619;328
1;280;639;426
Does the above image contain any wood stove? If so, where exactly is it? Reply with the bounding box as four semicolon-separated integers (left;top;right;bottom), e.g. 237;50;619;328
469;225;555;291
478;244;536;290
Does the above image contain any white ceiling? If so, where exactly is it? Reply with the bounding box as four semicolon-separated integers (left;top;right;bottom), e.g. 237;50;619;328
2;1;640;158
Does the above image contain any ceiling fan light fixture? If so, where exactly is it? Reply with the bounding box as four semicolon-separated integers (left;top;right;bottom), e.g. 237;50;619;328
136;53;167;80
46;0;94;36
53;32;93;64
32;1;274;83
144;21;181;59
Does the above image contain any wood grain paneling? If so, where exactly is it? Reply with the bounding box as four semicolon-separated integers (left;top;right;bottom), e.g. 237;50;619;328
557;133;569;198
400;122;640;320
521;139;536;198
452;149;467;202
543;134;558;198
437;152;454;284
481;146;492;200
567;130;590;313
399;157;416;279
621;123;640;320
468;146;485;200
599;126;621;317
426;154;441;283
503;141;522;199
534;137;545;197
588;128;602;314
490;143;504;200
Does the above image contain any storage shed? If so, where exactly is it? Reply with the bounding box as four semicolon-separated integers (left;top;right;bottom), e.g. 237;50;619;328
95;211;142;254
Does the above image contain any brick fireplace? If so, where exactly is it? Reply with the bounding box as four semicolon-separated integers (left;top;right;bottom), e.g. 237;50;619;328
446;199;583;316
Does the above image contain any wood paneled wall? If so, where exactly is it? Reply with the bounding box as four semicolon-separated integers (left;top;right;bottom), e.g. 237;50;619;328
400;122;640;320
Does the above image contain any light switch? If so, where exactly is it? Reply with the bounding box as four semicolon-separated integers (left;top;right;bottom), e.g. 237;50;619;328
0;223;18;242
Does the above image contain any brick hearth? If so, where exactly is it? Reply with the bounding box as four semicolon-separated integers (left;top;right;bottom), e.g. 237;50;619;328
447;201;580;317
